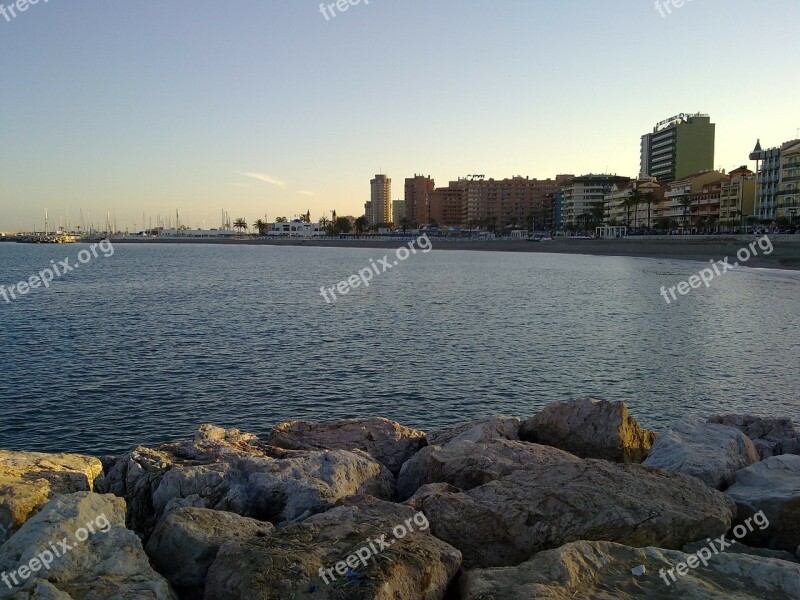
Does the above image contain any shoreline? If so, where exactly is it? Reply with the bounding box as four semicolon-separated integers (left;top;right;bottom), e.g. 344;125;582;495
108;236;800;271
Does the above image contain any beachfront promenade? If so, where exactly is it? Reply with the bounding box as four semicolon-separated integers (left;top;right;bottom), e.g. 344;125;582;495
107;234;800;271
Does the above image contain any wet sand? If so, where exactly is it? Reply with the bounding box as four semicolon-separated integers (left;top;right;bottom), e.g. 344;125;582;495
112;237;800;271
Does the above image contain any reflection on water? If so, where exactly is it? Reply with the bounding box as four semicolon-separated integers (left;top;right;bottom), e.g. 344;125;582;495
1;242;798;455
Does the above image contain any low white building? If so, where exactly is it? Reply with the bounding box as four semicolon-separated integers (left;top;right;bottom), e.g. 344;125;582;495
269;220;325;238
159;229;237;238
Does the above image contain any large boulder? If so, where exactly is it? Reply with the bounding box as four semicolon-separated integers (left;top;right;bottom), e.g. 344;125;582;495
682;539;799;563
409;457;734;569
642;419;759;489
145;501;274;598
459;540;800;599
0;492;176;599
427;416;521;446
520;397;657;462
725;454;800;551
268;417;426;475
204;495;461;599
0;450;104;544
397;438;578;500
99;425;395;539
708;414;800;459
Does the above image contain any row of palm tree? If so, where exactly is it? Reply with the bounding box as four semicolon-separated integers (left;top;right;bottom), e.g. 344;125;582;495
230;215;295;236
622;189;659;230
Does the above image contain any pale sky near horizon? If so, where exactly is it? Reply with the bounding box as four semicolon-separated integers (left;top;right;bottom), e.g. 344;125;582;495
1;0;799;231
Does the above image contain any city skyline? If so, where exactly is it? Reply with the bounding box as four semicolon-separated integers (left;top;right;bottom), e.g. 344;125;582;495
1;0;799;231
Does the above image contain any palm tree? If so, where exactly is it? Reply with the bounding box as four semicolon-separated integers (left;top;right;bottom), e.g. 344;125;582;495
628;189;644;231
319;216;331;233
335;217;352;234
274;216;288;223
678;196;694;232
643;191;657;230
354;216;368;234
253;219;269;236
590;202;606;229
233;218;248;235
623;195;635;228
399;217;409;233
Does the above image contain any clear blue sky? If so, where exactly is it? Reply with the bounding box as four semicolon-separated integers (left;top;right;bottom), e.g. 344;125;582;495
1;0;798;231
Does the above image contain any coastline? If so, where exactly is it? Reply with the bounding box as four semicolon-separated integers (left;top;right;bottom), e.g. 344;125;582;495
110;236;800;271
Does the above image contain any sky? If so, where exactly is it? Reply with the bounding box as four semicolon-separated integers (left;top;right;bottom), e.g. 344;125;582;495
1;0;799;232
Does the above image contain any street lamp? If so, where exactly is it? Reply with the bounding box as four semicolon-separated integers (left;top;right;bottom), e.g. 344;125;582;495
788;207;797;229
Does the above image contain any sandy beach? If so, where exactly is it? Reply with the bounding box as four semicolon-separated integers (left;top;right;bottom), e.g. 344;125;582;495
112;236;800;271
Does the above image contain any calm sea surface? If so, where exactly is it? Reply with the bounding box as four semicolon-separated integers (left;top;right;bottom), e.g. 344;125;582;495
1;242;798;456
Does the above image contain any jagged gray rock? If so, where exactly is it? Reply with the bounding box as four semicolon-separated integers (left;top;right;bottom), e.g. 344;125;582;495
409;457;734;568
145;503;274;598
459;540;800;599
725;454;800;551
427;416;521;446
682;539;798;563
0;450;104;544
397;438;577;500
99;425;395;539
643;419;759;489
520;397;657;462
708;414;800;459
0;492;176;599
268;417;426;475
204;495;461;599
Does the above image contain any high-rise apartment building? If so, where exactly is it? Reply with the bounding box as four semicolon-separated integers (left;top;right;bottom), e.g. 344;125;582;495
429;185;467;227
640;113;715;184
778;142;800;225
369;174;392;226
364;201;373;224
404;175;435;226
561;175;631;228
751;139;800;222
392;199;406;225
431;175;573;229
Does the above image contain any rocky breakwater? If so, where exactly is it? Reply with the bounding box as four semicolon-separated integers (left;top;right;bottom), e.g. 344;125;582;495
0;400;799;599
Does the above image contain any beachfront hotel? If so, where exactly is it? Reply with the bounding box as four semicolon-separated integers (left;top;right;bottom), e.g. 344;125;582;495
640;113;716;184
